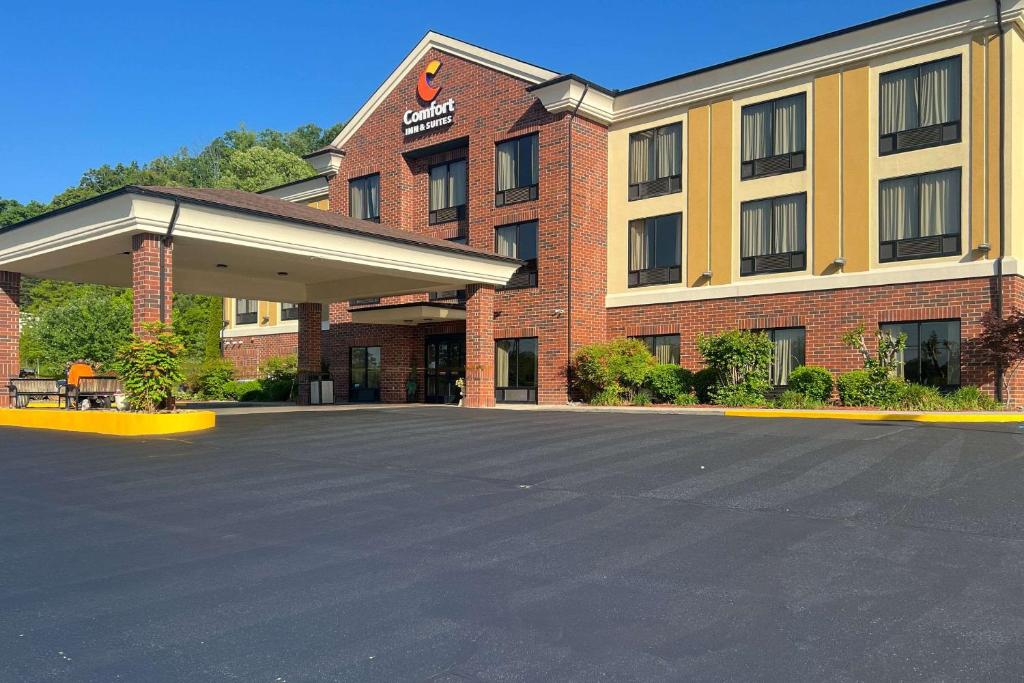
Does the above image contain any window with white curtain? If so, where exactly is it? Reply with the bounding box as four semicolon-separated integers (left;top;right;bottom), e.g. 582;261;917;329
234;298;258;325
880;320;960;387
495;134;538;205
632;334;680;365
879;55;961;154
628;213;682;287
740;193;807;275
495;337;538;403
740;93;806;179
628;123;682;200
428;159;467;224
348;174;380;221
495;221;538;289
759;328;806;386
879;168;961;262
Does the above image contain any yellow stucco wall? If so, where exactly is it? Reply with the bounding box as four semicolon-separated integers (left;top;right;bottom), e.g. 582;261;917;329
605;29;1007;303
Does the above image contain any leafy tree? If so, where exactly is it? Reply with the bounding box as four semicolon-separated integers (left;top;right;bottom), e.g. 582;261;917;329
21;290;133;376
842;324;907;379
215;145;313;192
974;309;1024;404
173;294;224;362
115;323;185;412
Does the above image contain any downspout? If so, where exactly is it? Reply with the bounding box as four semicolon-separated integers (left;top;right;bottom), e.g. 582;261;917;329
994;0;1007;401
160;200;181;325
566;82;589;402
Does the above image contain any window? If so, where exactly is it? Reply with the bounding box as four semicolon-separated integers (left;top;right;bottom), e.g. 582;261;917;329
280;302;299;321
741;93;806;179
880;320;961;388
431;235;468;302
349;174;380;222
879;55;961;155
879;169;961;262
740;193;807;275
762;328;805;386
349;346;381;402
235;298;258;325
495;220;538;289
628;123;682;200
495;134;538;206
633;334;680;365
628;213;681;287
429;159;467;224
495;337;537;403
349;297;381;307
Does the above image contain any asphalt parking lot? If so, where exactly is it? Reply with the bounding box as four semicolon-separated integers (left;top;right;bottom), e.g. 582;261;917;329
2;407;1024;681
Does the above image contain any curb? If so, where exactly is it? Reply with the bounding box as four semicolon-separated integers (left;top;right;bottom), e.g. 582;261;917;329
722;408;1024;423
0;409;216;436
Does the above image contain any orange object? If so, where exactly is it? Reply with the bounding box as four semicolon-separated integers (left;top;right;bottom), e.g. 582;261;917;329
67;362;95;387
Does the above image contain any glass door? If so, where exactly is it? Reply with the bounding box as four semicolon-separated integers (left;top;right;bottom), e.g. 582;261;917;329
349;346;381;402
425;335;465;404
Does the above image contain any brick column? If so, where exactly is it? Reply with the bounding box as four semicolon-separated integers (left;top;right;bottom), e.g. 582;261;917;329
0;271;21;408
296;302;323;405
464;284;494;408
131;233;173;336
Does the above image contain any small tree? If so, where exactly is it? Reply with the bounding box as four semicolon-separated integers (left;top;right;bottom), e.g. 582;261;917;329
842;324;907;379
114;323;185;412
696;330;774;395
975;309;1024;404
570;338;656;403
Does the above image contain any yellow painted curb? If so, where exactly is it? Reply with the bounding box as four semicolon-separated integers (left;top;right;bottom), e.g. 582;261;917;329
0;409;216;436
723;408;1024;423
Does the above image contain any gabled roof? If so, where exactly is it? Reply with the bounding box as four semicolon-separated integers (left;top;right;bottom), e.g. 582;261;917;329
328;31;560;150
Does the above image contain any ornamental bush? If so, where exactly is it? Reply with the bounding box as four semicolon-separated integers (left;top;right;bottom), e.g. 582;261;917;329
571;338;657;403
945;386;1002;411
114;323;185;413
645;364;694;403
697;330;774;405
774;390;825;409
222;380;264;401
836;369;874;406
183;357;236;399
711;384;772;407
692;368;718;404
786;366;833;403
837;369;907;408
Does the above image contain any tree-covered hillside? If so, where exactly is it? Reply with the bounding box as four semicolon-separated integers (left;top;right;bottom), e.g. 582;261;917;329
1;122;342;375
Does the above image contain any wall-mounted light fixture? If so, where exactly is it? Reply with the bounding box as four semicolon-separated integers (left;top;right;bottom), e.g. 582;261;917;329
978;243;991;253
701;270;713;279
833;257;846;267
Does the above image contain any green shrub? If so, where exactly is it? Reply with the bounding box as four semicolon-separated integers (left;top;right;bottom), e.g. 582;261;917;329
712;384;771;407
697;330;774;405
837;370;874;406
945;386;1002;411
571;338;656;403
888;383;946;411
222;380;264;401
590;385;623;406
672;391;699;406
261;354;297;382
114;323;185;413
692;368;717;404
631;388;654;406
786;366;833;403
646;364;694;403
774;390;825;409
260;378;294;402
182;357;236;399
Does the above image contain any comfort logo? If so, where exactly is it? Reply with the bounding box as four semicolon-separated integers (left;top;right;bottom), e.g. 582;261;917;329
417;60;442;102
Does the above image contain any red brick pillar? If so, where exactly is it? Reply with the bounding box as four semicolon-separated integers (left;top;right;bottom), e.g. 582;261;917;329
296;302;322;405
464;284;494;408
0;271;20;408
131;233;173;337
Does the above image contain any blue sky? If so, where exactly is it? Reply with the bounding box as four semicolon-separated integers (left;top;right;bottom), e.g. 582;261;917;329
1;0;936;204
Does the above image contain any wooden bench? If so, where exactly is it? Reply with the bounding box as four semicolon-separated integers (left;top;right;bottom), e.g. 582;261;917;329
7;378;60;409
68;376;123;409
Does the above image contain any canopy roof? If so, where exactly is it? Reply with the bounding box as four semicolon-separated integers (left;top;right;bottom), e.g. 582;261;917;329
0;186;520;303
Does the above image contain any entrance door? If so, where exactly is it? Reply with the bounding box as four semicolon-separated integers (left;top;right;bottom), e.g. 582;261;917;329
425;335;465;404
349;346;381;402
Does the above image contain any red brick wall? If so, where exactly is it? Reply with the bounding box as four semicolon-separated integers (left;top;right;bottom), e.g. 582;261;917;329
222;333;298;379
296;303;322;405
0;270;20;408
465;284;495;407
607;275;1019;400
321;48;609;404
131;233;173;336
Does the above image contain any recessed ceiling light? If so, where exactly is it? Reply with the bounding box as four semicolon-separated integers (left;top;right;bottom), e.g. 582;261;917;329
216;263;228;269
121;251;130;255
277;272;288;276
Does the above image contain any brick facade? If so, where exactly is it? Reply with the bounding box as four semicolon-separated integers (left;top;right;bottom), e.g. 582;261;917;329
0;271;20;408
131;233;173;336
318;48;608;404
222;333;298;379
464;284;495;407
296;303;322;405
607;275;1021;401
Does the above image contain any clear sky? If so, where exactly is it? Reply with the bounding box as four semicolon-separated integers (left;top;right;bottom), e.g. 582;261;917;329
1;0;939;204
